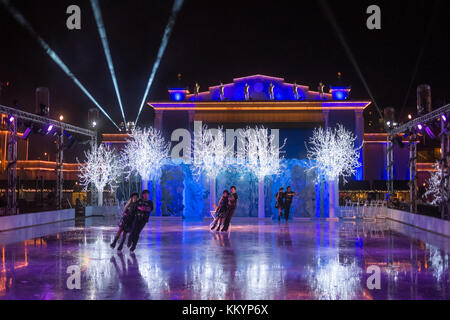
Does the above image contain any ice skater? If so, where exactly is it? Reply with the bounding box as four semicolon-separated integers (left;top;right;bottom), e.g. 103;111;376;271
275;187;285;221
127;190;153;252
111;193;139;251
284;186;296;221
221;186;238;232
210;190;229;232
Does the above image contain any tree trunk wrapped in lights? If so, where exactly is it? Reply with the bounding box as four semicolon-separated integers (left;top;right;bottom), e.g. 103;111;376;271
241;127;285;218
78;144;122;206
424;162;447;206
307;124;361;219
192;125;231;213
122;127;170;215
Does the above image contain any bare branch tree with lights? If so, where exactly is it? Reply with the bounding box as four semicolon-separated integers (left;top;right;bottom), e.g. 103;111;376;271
192;125;231;213
122;127;171;215
241;127;285;218
78;144;122;206
306;124;361;219
424;162;447;206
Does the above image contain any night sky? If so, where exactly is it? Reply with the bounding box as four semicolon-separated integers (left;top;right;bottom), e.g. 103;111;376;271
0;0;449;156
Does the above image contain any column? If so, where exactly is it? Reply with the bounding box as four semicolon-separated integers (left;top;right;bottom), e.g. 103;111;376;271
154;110;164;131
153;110;164;215
188;110;195;133
322;110;329;128
355;110;364;181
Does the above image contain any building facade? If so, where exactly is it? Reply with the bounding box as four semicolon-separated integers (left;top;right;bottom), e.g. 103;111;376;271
105;75;388;218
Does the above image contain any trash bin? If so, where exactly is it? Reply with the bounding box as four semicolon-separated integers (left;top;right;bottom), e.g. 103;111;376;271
75;199;85;218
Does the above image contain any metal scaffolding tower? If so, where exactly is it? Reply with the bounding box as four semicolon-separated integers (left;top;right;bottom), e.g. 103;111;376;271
391;103;450;220
0;104;97;213
408;135;417;213
6;117;18;215
56;126;64;209
386;134;394;201
89;132;98;207
441;118;450;220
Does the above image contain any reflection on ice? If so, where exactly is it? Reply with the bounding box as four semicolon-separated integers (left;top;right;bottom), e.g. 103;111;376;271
308;257;361;300
0;218;448;300
427;244;449;283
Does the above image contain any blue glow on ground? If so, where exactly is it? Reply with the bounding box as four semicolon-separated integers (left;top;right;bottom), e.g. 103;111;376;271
91;0;126;124
135;0;184;124
1;0;120;130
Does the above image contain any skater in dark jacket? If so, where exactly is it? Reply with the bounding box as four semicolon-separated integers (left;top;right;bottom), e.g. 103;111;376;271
276;187;285;221
128;190;153;252
210;190;229;232
284;186;296;221
111;193;139;251
221;186;238;232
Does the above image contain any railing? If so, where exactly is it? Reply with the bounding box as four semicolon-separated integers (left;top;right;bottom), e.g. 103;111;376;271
340;200;388;220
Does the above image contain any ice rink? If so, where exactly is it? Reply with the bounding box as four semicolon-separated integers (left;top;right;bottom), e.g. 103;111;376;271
0;216;449;300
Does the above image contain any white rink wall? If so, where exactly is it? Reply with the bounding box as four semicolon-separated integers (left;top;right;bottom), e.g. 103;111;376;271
387;208;450;238
0;209;75;232
85;206;121;217
0;206;121;232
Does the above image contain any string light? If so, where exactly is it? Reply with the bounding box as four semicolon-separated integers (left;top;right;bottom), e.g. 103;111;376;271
78;144;122;206
240;127;285;181
424;162;447;205
192;125;231;180
122;127;170;182
307;124;361;183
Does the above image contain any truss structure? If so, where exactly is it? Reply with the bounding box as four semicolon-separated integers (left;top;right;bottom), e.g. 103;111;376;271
0;104;97;213
388;103;450;219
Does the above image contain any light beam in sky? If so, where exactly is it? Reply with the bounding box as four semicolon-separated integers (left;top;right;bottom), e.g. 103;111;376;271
90;0;126;125
319;0;384;121
135;0;184;125
1;0;120;130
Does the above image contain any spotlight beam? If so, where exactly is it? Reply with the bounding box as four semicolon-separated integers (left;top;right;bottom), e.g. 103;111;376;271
90;0;126;125
318;0;384;120
135;0;184;125
1;0;121;131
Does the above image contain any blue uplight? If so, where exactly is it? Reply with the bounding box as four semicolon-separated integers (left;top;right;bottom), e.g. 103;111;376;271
330;86;350;101
169;89;188;101
335;91;345;100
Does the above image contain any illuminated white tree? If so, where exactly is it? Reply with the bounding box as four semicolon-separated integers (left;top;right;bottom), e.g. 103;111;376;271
424;162;446;206
78;144;122;206
122;127;170;215
241;127;285;218
307;124;361;218
192;125;231;212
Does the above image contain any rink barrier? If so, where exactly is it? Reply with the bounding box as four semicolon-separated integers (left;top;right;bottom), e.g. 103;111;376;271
0;206;122;232
85;206;121;217
387;208;450;238
0;209;75;232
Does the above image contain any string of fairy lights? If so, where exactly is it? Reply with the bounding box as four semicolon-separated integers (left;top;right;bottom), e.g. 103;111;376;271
0;0;185;130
